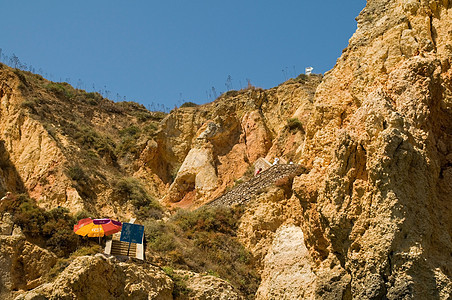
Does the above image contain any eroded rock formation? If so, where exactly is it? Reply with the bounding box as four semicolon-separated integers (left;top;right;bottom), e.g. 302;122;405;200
291;0;452;298
15;255;173;300
0;0;451;299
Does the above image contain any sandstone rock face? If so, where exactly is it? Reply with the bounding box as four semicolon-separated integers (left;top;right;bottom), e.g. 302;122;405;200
0;69;85;212
174;270;245;300
237;186;306;276
256;225;316;300
289;0;452;298
164;122;220;205
230;1;452;298
2;0;451;298
241;110;272;163
16;255;173;300
0;140;24;197
161;79;320;207
0;62;320;213
0;234;57;299
0;64;168;221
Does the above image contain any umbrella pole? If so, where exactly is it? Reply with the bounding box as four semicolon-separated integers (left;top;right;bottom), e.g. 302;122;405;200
127;242;131;257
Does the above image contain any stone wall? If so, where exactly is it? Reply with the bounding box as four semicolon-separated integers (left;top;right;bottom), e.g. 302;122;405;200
209;164;304;207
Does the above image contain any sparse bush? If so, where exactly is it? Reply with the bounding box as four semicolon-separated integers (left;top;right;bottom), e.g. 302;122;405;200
243;164;255;178
2;194;81;257
70;244;102;257
120;125;140;137
73;126;115;159
21;99;37;111
74;127;99;148
144;123;158;135
135;111;152;122
172;206;240;236
84;92;102;105
295;73;308;82
114;177;162;218
146;123;158;131
14;70;29;90
116;137;136;156
234;178;244;186
146;206;259;297
46;258;70;281
46;82;74;99
223;90;240;98
144;219;177;251
180;101;198;108
287;117;304;132
44;123;57;140
67;165;89;183
118;101;147;111
74;210;93;220
116;126;142;157
162;267;191;297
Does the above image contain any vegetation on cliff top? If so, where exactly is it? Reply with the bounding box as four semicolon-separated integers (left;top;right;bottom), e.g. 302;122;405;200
6;65;168;210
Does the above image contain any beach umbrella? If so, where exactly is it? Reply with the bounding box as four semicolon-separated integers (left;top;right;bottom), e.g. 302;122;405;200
73;218;122;238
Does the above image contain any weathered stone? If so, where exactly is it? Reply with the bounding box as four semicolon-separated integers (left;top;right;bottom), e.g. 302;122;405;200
174;270;245;300
16;255;173;300
0;235;57;299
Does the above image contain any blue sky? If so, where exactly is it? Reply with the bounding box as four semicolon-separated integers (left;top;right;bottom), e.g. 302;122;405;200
0;1;366;110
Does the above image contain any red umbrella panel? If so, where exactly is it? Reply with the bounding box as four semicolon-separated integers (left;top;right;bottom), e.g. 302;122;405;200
74;218;122;237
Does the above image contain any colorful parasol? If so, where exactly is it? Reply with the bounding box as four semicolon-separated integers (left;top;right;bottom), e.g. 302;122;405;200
73;218;122;237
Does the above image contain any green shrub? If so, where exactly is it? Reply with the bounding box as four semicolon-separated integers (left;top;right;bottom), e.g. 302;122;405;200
120;126;140;137
151;111;167;120
74;127;99;148
162;266;191;297
44;124;57;140
295;73;308;82
144;123;158;133
133;111;152;122
67;165;89;183
287;117;304;132
84;92;102;105
21;99;37;111
46;82;74;99
234;179;244;186
180;101;198;108
114;177;162;218
144;219;177;251
2;195;81;257
116;136;138;157
223;90;239;98
74;210;93;220
148;206;259;297
46;258;70;281
71;244;102;257
172;206;240;236
116;126;142;157
72;126;115;158
14;70;29;90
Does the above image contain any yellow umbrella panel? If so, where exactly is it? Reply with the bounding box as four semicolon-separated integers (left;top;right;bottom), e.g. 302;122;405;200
73;218;122;237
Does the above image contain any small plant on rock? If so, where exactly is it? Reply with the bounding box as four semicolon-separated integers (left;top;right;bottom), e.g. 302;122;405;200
286;117;304;132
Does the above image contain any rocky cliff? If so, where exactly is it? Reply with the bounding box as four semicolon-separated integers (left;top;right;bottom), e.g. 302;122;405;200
292;0;452;298
1;0;452;299
0;63;320;215
0;65;168;220
159;76;320;208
